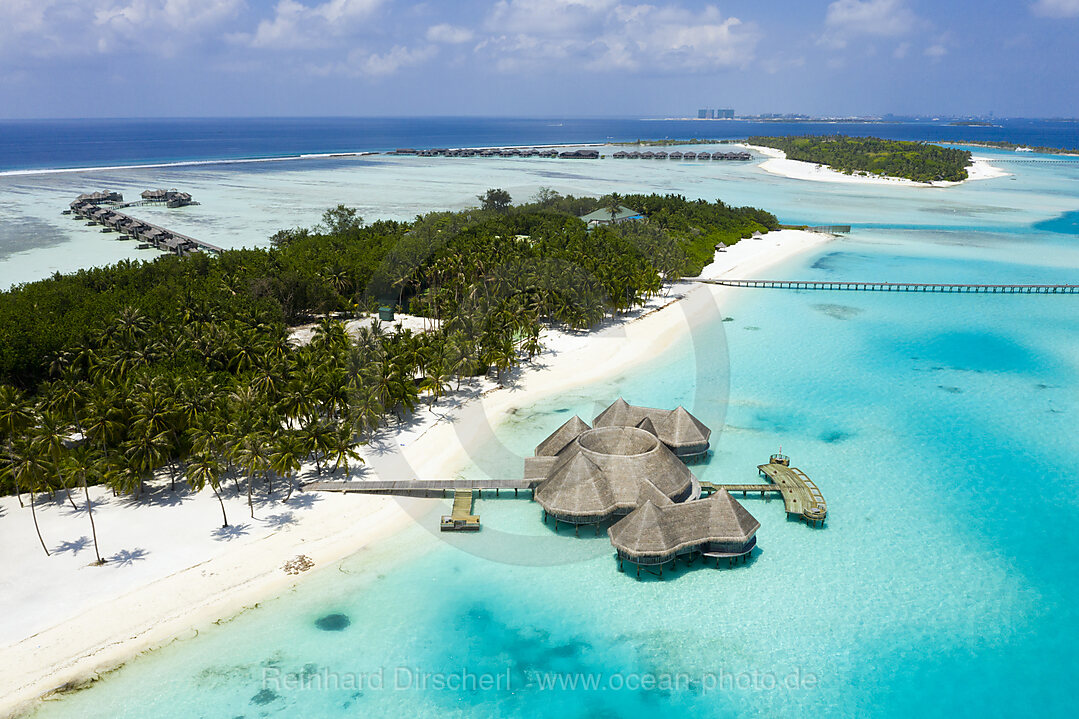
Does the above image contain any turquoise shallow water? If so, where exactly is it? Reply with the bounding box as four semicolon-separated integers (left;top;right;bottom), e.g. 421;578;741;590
22;154;1079;718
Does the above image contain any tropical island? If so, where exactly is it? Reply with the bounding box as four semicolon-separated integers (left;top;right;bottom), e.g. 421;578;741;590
747;135;972;183
0;191;777;551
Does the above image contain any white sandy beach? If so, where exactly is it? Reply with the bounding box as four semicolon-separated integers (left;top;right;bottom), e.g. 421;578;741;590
744;143;1011;187
0;228;832;717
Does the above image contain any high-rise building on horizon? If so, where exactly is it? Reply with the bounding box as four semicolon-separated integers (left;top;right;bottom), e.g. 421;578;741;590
696;108;735;119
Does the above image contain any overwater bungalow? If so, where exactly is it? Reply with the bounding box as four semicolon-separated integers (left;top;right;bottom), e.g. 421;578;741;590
530;423;696;526
613;151;629;159
609;487;759;573
654;151;669;159
697;151;711;160
74;190;123;205
559;149;600;159
627;151;641;159
683;151;696;160
523;399;759;576
668;151;683;160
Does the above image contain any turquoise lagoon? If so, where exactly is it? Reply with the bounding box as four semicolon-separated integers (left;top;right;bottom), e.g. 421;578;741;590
21;151;1079;718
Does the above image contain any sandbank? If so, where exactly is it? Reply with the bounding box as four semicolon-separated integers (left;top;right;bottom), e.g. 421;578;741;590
743;143;1011;187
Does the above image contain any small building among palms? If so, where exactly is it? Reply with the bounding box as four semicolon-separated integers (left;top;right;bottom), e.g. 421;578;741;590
578;205;645;228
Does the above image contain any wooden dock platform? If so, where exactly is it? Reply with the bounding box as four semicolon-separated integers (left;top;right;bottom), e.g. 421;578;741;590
441;490;480;531
692;278;1079;294
756;462;827;526
699;459;827;527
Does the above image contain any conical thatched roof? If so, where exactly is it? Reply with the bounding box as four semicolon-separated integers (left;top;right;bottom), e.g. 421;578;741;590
535;415;590;456
604;501;675;556
593;398;711;456
534;426;694;520
535;453;615;519
608;489;759;561
660;406;711;453
593;397;635;427
635;416;658;437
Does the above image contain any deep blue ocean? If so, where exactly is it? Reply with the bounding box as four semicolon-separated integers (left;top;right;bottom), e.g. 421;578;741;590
1;117;1078;172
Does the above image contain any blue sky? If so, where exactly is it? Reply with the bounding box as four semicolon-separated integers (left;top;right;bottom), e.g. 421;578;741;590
1;0;1077;118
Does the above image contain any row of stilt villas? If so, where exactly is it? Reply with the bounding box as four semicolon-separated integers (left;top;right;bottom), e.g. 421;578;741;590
524;399;760;578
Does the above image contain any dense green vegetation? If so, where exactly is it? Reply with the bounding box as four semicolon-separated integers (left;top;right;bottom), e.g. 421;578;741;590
0;191;776;553
748;135;972;182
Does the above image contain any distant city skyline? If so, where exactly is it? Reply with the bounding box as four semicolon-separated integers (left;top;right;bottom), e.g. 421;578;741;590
1;0;1078;119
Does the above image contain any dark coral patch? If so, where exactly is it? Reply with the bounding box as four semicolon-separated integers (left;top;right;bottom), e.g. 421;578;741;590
315;613;351;631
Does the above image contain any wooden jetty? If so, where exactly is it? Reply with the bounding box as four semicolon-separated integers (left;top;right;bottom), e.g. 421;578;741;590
699;453;827;526
303;478;534;498
303;479;536;533
693;278;1079;294
441;490;480;532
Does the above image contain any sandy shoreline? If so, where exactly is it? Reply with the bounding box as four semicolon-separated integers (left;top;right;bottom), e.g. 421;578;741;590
743;143;1011;187
0;228;833;717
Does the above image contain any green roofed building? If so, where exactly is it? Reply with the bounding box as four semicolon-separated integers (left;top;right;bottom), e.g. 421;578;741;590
578;205;645;227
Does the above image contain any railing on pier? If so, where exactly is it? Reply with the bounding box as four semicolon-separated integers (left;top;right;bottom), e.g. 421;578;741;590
692;279;1079;294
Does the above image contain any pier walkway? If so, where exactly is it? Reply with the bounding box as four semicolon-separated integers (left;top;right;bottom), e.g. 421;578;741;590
693;278;1079;294
303;478;533;498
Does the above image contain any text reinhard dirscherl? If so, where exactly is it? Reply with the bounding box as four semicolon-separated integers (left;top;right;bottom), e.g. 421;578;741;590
261;667;819;694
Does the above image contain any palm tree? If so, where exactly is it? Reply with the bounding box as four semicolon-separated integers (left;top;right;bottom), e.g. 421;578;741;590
61;447;105;564
33;411;78;510
300;419;333;476
122;428;171;500
186;453;228;527
328;424;362;475
230;430;271;517
269;431;305;502
419;364;453;410
4;438;51;556
0;385;35;506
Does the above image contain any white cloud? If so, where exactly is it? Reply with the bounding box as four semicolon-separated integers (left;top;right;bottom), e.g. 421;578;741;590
361;45;438;75
426;23;474;44
311;44;437;77
93;0;244;53
824;0;916;36
1031;0;1079;17
0;0;243;56
236;0;385;49
480;2;757;73
924;43;947;59
892;41;910;58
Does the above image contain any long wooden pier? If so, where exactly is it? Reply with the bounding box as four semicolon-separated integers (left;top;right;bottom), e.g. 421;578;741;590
303;479;533;498
694;278;1079;294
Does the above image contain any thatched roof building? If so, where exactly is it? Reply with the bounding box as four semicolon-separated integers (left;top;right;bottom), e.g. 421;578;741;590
525;399;757;575
532;426;695;524
593;398;710;458
608;489;759;565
